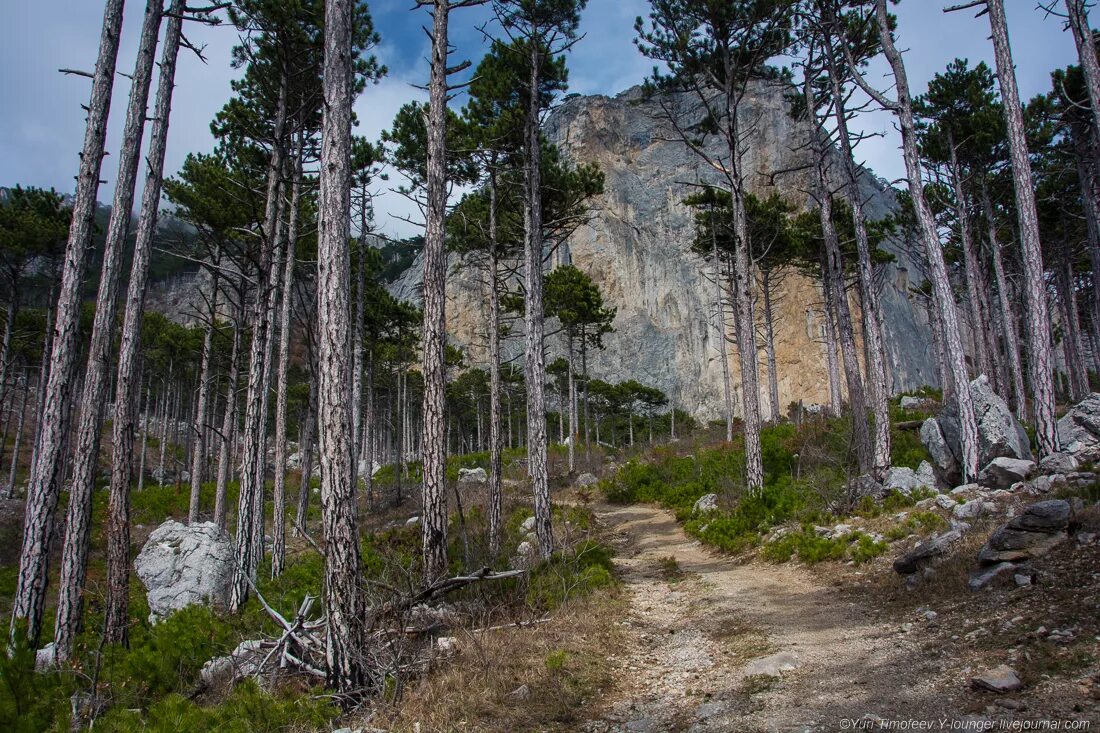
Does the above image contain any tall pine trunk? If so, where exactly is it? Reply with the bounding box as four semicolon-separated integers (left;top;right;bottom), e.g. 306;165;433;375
711;210;734;441
215;305;242;530
873;0;981;478
487;176;504;556
761;269;780;423
420;0;451;582
272;150;303;577
188;277;219;523
102;0;184;644
11;0;125;647
524;38;553;559
53;0;164;663
317;0;365;690
820;278;844;418
986;0;1059;456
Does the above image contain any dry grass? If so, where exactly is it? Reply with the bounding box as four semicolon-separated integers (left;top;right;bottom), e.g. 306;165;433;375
361;590;627;732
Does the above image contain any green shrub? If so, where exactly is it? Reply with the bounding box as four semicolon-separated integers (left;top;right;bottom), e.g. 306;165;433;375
526;541;615;611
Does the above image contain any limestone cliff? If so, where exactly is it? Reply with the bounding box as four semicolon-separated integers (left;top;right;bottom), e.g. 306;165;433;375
391;81;938;420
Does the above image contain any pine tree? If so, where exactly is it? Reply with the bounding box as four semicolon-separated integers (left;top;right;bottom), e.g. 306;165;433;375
11;0;126;648
636;0;794;492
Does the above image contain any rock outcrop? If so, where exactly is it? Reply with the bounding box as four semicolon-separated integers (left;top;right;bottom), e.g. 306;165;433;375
921;376;1032;485
135;520;233;621
1056;393;1100;459
976;500;1073;566
389;82;938;419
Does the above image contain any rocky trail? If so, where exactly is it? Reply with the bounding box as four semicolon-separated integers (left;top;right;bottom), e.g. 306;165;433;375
585;503;958;733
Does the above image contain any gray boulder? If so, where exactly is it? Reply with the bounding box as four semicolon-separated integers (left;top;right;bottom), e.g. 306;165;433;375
971;665;1023;694
1038;451;1079;476
977;500;1072;565
883;467;929;495
915;461;940;491
978;457;1036;490
458;466;487;484
930;376;1033;485
135;520;233;622
692;493;719;514
1056;393;1100;457
968;562;1017;591
847;474;886;501
575;472;599;488
900;395;932;410
920;418;959;483
893;530;963;575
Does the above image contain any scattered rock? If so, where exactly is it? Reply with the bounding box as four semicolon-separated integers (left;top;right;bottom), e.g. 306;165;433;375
978;457;1036;490
1056;392;1100;458
977;500;1072;565
200;639;265;687
511;540;538;570
742;651;800;677
692;493;719;514
519;515;537;535
921;418;960;484
883;466;932;495
135;520;233;622
915;461;940;491
971;665;1023;694
953;501;994;521
434;636;458;655
969;561;1016;591
508;684;532;701
900;395;932;410
406;516;420;526
847;474;885;501
935;495;958;511
575;472;599;488
458;467;488;484
893;530;962;575
1038;451;1079;476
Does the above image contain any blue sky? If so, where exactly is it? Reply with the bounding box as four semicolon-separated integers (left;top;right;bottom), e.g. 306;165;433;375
0;1;1078;239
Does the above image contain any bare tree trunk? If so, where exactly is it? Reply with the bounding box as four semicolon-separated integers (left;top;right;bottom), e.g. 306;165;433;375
566;334;577;474
5;371;30;498
419;0;452;582
985;0;1060;456
524;40;553;559
761;269;780;423
947;137;995;383
317;0;365;690
271;150;303;577
230;71;288;611
1074;146;1100;374
215;310;242;530
188;278;218;524
362;344;374;508
103;0;185;645
53;0;162;653
710;214;734;441
726;97;764;492
0;291;17;423
157;364;173;486
487;171;504;558
820;280;844;418
873;0;981;478
1067;0;1100;177
295;334;318;532
826;41;891;478
1058;257;1089;400
11;0;125;647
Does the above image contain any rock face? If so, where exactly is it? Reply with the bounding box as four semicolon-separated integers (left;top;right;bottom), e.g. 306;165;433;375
389;82;937;419
922;376;1032;485
1056;393;1100;458
978;457;1036;490
135;520;233;621
893;530;963;575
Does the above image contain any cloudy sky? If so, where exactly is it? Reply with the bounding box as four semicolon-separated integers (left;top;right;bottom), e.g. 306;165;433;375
0;1;1077;240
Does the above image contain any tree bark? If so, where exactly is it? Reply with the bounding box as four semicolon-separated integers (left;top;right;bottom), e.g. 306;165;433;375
761;269;781;423
5;371;30;499
820;278;844;418
524;38;553;559
985;0;1060;457
53;0;162;653
873;0;981;478
295;345;318;533
487;170;504;558
11;0;125;647
272;148;303;578
188;277;218;524
710;210;735;441
420;0;451;583
102;0;184;645
230;69;288;611
825;37;891;478
215;305;242;531
317;0;365;691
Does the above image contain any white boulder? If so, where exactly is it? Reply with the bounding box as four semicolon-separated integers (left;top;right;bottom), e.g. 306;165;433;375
135;520;233;622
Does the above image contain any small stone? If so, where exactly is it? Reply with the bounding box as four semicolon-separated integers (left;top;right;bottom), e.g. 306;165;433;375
435;636;458;655
923;610;938;622
742;651;800;677
971;665;1023;693
406;516;420;526
508;684;532;700
969;562;1017;591
936;495;958;510
1013;573;1032;587
692;493;719;514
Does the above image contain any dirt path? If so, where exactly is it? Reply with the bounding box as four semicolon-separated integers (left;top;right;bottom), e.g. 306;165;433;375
586;503;957;733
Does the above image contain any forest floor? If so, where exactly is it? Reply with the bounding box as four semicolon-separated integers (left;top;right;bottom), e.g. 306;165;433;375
582;501;1100;733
